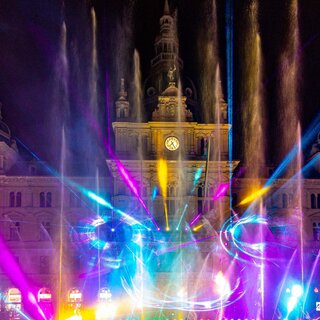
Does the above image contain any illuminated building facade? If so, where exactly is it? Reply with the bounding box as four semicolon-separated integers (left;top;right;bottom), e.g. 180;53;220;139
0;1;320;318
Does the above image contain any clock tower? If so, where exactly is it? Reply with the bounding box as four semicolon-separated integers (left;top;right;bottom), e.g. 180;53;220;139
107;0;238;238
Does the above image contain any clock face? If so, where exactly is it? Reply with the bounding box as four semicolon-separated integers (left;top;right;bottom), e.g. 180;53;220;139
165;136;180;151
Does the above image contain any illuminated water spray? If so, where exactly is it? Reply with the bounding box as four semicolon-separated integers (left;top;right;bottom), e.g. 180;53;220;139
278;0;300;173
90;7;99;120
239;3;266;318
58;127;66;320
241;0;265;185
133;50;143;123
198;0;219;123
50;21;70;166
296;123;304;302
214;65;227;227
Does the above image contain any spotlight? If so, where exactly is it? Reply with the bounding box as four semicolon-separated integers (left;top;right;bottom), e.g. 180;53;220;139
285;283;303;316
314;287;319;293
287;296;298;313
291;284;303;297
95;302;117;320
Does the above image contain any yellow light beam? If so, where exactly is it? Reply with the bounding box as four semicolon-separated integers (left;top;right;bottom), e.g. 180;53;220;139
157;158;169;230
238;186;270;206
193;223;204;232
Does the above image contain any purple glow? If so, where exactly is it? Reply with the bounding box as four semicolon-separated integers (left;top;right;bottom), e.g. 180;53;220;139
189;213;201;226
213;183;229;200
119;165;139;196
0;236;46;320
114;157;160;230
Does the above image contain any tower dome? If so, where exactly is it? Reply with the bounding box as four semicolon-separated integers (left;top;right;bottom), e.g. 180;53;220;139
0;104;18;174
0;106;12;145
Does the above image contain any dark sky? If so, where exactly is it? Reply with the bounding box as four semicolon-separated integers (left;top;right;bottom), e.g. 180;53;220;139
0;0;320;172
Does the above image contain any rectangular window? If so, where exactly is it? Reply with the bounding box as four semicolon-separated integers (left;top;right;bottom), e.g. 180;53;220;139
0;155;4;170
16;192;22;207
10;222;20;241
46;192;52;207
40;222;51;241
9;192;15;207
40;192;45;207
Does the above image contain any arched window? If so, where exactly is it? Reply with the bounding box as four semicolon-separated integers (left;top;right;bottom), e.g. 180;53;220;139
9;192;15;207
46;192;52;207
318;194;320;209
40;192;52;208
9;192;22;207
40;192;45;207
311;194;316;209
282;194;288;208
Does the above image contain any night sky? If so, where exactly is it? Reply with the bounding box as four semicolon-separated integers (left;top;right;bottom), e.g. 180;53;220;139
0;0;320;173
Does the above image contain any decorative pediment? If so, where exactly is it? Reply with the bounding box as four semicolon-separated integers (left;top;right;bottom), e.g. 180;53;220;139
152;83;193;122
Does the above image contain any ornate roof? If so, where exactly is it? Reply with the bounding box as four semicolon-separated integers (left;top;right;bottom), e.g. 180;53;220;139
151;82;193;122
0;103;13;146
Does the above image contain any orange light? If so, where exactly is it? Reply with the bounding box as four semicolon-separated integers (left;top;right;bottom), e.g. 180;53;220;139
193;224;204;232
239;186;270;206
157;158;169;230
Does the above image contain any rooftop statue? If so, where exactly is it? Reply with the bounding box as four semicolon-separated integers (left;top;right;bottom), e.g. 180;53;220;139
167;65;176;83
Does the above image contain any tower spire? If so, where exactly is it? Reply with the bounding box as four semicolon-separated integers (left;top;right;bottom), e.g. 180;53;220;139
164;0;170;15
148;0;183;95
119;78;127;100
115;78;130;120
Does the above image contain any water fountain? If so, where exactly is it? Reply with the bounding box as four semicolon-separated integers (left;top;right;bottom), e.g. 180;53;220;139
1;0;320;319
